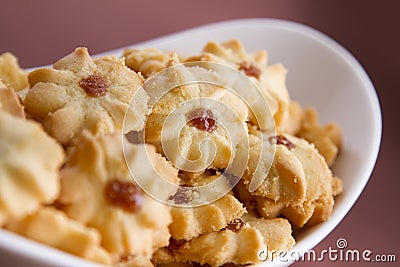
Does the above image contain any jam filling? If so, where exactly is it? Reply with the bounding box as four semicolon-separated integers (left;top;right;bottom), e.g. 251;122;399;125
104;179;143;213
238;61;261;78
226;218;245;232
268;135;295;150
79;74;107;97
187;108;217;132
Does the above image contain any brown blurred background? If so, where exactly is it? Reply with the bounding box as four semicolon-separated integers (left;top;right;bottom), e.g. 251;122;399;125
1;0;399;266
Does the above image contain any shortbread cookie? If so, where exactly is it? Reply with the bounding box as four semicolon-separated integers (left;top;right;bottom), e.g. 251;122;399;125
154;225;264;266
0;52;28;91
24;47;148;145
145;63;248;170
7;207;112;264
185;40;291;131
169;194;245;240
0;79;24;118
58;132;177;261
124;48;179;78
240;129;307;206
240;132;334;227
276;137;333;227
297;107;342;166
274;141;334;227
0;111;64;226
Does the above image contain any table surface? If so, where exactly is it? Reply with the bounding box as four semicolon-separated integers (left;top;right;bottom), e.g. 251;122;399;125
1;0;399;266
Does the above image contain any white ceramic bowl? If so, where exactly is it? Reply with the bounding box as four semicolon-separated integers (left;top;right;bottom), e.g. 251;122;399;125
0;19;381;266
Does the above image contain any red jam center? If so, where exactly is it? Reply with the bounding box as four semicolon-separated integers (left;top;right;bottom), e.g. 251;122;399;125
268;135;295;150
104;179;142;213
187;108;217;132
238;61;261;78
226;218;245;232
79;74;107;97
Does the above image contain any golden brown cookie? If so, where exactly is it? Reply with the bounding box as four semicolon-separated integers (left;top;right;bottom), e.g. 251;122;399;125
144;62;248;171
185;40;291;131
24;47;148;145
58;131;177;261
240;130;307;206
271;135;333;227
0;79;24;118
0;52;28;91
0;111;64;226
7;207;112;265
297;107;342;166
237;129;334;227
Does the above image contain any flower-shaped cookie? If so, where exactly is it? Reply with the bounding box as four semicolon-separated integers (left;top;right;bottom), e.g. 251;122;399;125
58;131;178;261
239;127;307;206
185;40;291;131
7;207;112;264
0;111;64;226
23;47;148;145
237;128;335;227
0;52;28;91
144;62;249;171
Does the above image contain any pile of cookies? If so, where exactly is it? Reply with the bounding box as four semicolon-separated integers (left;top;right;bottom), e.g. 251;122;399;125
0;40;343;266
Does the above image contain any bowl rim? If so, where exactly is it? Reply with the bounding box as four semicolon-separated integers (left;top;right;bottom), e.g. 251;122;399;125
3;18;382;267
